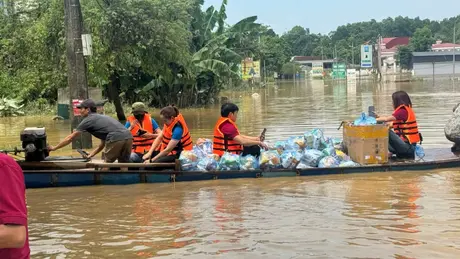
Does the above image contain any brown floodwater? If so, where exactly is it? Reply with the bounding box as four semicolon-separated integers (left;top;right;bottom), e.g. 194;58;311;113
6;79;460;258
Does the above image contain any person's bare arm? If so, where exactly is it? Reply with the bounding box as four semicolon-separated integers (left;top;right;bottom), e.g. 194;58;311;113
150;139;179;162
143;132;163;161
239;135;260;141
49;131;81;151
233;135;267;149
88;140;105;158
0;225;26;248
376;115;396;123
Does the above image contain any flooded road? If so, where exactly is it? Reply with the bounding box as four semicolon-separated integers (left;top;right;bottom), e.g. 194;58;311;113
1;79;459;154
6;79;460;258
27;171;460;258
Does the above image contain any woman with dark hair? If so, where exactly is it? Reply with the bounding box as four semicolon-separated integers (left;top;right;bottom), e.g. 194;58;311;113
375;91;422;159
143;105;193;163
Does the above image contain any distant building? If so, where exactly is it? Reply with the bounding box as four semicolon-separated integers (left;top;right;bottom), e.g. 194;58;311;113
379;37;410;68
412;51;460;77
290;56;337;70
431;40;460;52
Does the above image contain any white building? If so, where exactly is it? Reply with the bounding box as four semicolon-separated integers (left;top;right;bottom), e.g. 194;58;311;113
412;51;460;77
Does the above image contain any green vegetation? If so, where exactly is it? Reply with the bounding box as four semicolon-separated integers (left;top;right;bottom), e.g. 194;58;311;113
0;98;24;117
1;0;459;113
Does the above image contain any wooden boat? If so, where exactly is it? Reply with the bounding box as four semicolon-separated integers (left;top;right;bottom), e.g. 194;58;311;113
19;148;460;189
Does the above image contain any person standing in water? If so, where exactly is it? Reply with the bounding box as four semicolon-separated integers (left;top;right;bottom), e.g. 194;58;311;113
375;91;422;159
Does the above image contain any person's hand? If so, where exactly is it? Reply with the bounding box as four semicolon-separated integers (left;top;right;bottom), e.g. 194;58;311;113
259;134;265;142
143;159;151;164
259;141;269;150
48;145;55;152
141;133;155;139
371;111;379;118
142;152;152;161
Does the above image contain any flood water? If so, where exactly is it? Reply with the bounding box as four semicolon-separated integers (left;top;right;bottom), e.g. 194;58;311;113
7;79;460;258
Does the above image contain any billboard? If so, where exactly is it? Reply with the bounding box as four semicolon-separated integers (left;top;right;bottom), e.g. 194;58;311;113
241;59;261;80
361;45;373;68
332;63;347;79
311;62;324;78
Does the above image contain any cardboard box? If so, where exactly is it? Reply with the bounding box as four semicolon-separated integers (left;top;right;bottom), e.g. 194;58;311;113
342;122;389;165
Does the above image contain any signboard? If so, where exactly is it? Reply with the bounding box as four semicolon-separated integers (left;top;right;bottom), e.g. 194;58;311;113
241;59;261;80
346;69;357;80
72;99;83;116
81;34;93;56
332;63;346;79
361;45;373;68
311;62;323;78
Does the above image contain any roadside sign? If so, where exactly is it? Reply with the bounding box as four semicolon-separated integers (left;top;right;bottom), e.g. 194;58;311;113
361;45;373;68
312;62;323;78
82;34;93;56
332;63;346;79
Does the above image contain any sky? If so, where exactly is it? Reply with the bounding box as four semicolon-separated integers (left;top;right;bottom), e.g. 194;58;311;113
204;0;460;35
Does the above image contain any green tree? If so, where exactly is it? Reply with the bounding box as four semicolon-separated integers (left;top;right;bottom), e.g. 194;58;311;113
409;26;435;51
397;45;413;69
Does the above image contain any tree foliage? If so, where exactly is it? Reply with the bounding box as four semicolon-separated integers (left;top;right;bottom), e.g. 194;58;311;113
0;1;459;109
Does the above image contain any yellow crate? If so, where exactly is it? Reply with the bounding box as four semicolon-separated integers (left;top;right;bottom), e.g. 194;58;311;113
343;122;389;165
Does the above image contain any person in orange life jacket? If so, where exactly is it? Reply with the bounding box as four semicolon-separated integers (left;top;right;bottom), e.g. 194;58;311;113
143;105;193;163
375;91;421;159
124;102;162;163
213;103;268;158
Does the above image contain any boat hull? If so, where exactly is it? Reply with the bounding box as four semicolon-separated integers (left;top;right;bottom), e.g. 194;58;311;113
22;148;460;188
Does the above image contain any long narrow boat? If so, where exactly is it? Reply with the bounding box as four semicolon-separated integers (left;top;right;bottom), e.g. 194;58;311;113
18;148;460;189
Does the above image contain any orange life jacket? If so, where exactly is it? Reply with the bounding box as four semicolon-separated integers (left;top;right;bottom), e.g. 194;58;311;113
161;113;192;155
213;117;243;156
392;105;421;144
127;114;155;154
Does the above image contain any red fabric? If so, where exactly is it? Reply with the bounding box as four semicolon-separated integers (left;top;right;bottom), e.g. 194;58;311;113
0;154;30;259
219;121;239;139
393;107;409;121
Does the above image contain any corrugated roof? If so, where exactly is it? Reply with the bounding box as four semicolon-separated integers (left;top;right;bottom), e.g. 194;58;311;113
432;43;460;49
413;51;459;56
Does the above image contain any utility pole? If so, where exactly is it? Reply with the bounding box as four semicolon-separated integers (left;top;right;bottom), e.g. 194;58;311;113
377;35;383;81
64;0;91;149
454;23;456;79
352;42;355;65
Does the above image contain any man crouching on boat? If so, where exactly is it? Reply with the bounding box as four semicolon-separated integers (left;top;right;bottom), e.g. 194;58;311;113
213;103;268;158
48;99;133;163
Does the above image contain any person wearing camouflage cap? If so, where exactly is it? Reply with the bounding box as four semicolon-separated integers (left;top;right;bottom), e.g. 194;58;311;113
125;102;162;162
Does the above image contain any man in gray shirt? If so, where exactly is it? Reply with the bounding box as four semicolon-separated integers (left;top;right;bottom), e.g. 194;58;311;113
49;99;133;163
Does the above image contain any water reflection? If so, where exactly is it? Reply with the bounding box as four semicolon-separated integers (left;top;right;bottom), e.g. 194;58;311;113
27;170;460;258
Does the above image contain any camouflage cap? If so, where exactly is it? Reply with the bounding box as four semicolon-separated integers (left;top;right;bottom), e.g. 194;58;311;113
132;102;146;113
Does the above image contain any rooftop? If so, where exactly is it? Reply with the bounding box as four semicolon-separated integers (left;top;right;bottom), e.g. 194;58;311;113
413;50;460;56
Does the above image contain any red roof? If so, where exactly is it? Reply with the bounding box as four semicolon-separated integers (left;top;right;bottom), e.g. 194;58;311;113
382;37;395;44
385;37;410;49
432;43;460;49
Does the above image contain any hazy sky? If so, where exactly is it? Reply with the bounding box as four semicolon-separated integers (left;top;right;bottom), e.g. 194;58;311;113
204;0;460;34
